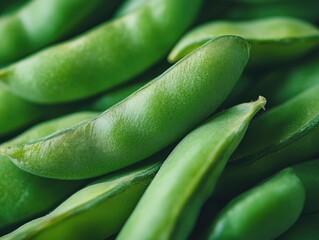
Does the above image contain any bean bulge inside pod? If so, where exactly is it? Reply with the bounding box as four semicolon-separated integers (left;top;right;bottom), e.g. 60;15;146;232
1;36;251;180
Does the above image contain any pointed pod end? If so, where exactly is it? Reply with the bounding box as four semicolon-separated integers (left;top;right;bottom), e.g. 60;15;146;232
256;96;267;111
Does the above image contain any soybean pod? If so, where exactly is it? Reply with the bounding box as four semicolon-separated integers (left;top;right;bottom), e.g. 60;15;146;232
0;0;120;65
0;112;97;231
169;17;319;66
205;168;305;240
2;36;250;180
117;97;265;240
277;212;319;240
0;0;203;103
204;159;319;240
241;55;319;107
213;85;319;206
1;159;164;240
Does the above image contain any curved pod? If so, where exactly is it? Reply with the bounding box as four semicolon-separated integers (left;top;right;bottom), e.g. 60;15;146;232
1;161;162;240
0;0;203;103
0;112;97;230
169;17;319;66
118;98;265;240
3;36;250;180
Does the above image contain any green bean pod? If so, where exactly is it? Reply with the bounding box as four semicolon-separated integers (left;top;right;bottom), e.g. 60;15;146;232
0;112;97;231
0;61;160;139
1;160;163;240
2;36;250;180
0;0;203;103
0;0;120;65
277;212;319;240
213;84;319;205
223;2;319;23
241;56;319;108
0;87;44;137
117;97;266;240
205;168;306;240
168;17;319;66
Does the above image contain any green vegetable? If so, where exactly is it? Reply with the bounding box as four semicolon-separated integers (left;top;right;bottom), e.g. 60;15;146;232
0;159;163;240
277;212;319;240
0;112;97;230
214;85;319;205
206;168;305;240
0;0;203;103
117;97;265;240
169;17;319;66
2;36;250;180
0;0;120;65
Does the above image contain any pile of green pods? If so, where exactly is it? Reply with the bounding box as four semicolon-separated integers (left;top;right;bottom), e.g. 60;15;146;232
0;0;318;239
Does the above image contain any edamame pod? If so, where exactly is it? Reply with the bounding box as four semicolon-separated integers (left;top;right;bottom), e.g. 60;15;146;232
0;63;158;138
277;212;319;240
1;160;163;240
169;17;319;66
0;112;97;231
0;0;120;65
213;85;319;204
0;0;203;103
206;168;305;240
224;2;319;23
241;56;319;107
117;97;266;240
0;87;44;137
3;36;250;180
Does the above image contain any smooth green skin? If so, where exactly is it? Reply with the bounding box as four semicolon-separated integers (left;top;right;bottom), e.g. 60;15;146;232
1;160;162;240
224;2;319;22
0;112;97;231
0;0;119;65
242;56;319;108
212;85;319;205
117;98;266;240
0;0;203;103
0;87;44;137
115;0;148;16
169;17;319;66
0;68;153;138
88;80;147;112
206;168;305;240
292;160;319;214
277;212;319;240
3;36;250;180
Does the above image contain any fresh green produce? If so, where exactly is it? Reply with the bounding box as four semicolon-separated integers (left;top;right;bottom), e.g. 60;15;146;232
2;36;250;180
169;17;319;66
223;2;319;22
205;159;319;240
213;85;319;204
0;112;97;230
278;212;319;240
0;0;203;103
206;168;305;240
1;1;318;239
241;55;319;107
117;97;265;240
0;159;163;240
0;0;119;65
0;71;152;138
